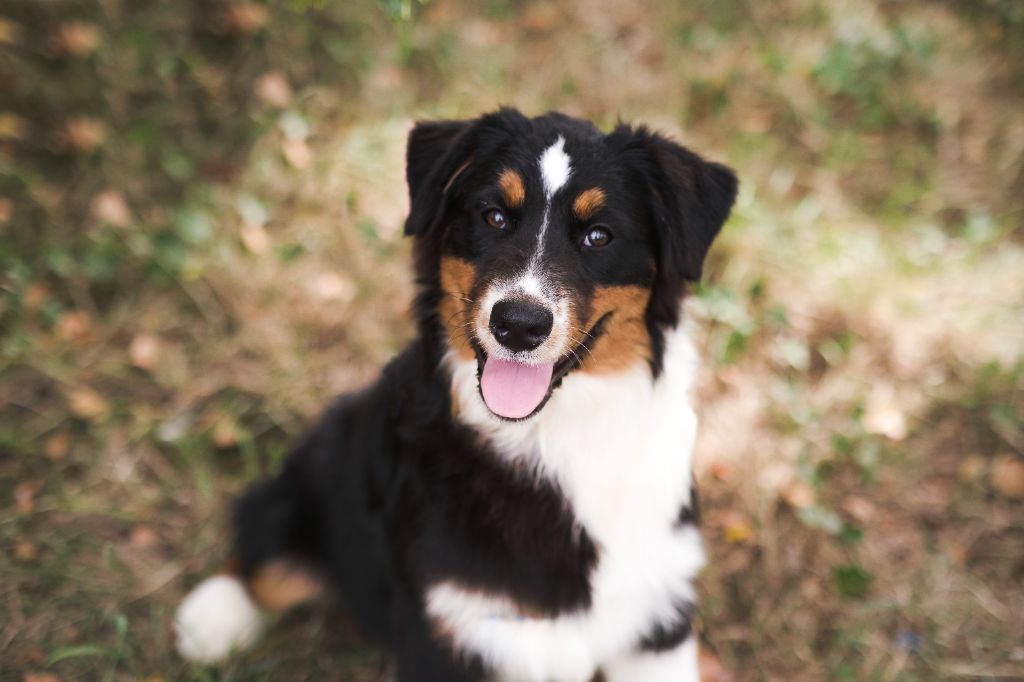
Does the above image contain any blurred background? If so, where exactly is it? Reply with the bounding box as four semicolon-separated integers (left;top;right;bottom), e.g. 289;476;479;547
1;0;1022;680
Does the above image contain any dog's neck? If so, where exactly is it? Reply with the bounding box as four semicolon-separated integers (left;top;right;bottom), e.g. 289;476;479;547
445;314;700;535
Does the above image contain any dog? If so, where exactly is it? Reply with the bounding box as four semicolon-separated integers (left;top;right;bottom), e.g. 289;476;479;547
174;108;737;682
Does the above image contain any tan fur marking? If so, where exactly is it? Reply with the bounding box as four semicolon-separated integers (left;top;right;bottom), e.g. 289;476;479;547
572;187;607;221
498;169;526;208
247;561;324;613
577;285;652;374
440;256;478;363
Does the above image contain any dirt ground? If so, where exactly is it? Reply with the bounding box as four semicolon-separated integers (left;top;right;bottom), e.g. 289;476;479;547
1;0;1022;680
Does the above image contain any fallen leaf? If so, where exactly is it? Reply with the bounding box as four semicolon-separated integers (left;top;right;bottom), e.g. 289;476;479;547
212;417;241;448
863;388;907;440
68;387;109;419
842;495;875;522
56;311;92;343
13;538;37;561
281;138;311;169
129;333;160;369
43;432;70;460
50;21;100;57
719;511;754;544
708;459;732;481
14;480;42;514
783;480;815;509
990;455;1024;498
313;272;356;303
130;526;159;550
240;222;270;254
255;71;293;108
91;190;131;228
522;3;559;33
57;117;106;153
219;3;268;34
0;18;23;45
0;113;28;140
0;197;12;222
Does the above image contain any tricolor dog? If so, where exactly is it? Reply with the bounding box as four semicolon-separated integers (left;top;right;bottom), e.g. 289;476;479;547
175;108;738;681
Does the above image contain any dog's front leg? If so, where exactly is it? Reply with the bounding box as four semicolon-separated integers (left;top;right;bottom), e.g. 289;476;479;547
434;614;596;682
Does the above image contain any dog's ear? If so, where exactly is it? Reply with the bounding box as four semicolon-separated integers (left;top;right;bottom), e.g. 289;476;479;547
636;129;738;283
609;125;737;335
404;109;529;237
404;119;476;237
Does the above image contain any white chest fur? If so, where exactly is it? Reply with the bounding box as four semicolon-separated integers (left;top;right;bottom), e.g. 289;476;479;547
432;325;705;682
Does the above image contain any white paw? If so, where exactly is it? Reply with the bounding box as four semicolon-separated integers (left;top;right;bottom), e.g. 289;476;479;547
174;575;265;664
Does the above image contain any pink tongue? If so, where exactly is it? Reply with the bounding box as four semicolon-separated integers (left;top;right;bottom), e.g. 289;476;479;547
480;357;555;419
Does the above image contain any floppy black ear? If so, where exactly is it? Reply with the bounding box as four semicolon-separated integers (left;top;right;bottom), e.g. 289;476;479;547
403;119;475;237
640;131;738;283
404;109;531;237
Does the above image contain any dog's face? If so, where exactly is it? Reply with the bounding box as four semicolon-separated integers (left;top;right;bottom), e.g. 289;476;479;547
405;109;737;420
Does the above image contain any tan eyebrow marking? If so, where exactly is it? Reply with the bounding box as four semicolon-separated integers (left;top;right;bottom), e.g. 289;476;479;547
498;169;526;208
573;187;606;220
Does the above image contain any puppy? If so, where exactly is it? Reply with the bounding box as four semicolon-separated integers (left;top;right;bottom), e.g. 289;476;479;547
175;108;737;682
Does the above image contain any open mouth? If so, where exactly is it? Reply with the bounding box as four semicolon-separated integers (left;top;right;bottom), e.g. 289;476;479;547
473;314;610;421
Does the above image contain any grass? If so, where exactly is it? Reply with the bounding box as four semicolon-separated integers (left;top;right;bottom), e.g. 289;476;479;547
1;0;1022;680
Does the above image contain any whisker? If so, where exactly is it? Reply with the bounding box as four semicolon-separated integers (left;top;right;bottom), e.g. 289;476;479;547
441;290;476;305
567;326;594;356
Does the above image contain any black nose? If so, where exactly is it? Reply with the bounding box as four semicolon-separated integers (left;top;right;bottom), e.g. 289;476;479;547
489;299;554;352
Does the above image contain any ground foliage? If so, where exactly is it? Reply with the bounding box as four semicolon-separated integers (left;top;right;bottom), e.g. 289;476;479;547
1;0;1022;680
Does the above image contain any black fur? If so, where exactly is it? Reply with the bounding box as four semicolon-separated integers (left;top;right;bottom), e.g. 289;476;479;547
234;343;596;679
676;485;701;527
638;600;696;653
230;109;736;680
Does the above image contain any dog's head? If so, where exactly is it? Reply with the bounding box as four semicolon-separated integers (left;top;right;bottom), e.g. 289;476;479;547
405;109;737;420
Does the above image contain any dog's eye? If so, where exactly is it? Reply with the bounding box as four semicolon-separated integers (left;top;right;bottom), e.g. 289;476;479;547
583;226;612;248
483;208;508;230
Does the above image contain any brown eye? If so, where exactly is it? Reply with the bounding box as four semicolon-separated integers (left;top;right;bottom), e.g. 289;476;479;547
583;226;612;248
484;208;508;230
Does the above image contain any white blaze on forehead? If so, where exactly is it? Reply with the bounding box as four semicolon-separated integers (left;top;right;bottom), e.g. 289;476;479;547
518;271;547;300
539;136;572;198
530;135;573;267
